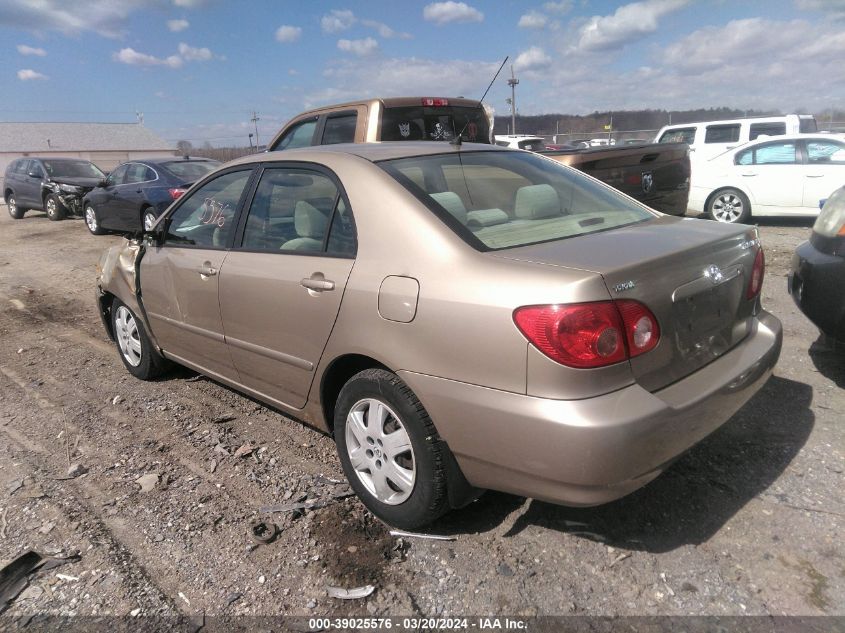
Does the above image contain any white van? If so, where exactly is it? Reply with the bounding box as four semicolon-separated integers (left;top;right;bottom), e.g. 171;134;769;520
654;114;817;161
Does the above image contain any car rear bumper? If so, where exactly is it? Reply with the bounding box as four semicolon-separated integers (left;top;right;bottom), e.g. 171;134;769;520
789;240;845;342
399;310;782;506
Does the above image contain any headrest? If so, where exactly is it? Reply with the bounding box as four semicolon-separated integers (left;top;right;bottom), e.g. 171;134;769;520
430;191;467;224
514;184;561;220
294;201;329;238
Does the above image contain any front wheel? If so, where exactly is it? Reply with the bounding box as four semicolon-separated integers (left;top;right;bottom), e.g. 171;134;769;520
111;299;169;380
6;193;26;219
707;188;751;223
142;208;158;232
45;194;66;221
85;204;105;235
334;368;450;529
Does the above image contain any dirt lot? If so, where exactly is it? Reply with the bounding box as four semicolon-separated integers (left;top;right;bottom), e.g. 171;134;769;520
0;204;843;624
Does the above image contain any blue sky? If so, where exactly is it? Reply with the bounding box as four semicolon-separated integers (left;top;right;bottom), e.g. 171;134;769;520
2;0;844;146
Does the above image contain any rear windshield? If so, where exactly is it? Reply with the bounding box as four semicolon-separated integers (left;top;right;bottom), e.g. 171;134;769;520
800;117;818;133
162;160;219;181
42;160;104;179
381;106;490;144
380;151;654;251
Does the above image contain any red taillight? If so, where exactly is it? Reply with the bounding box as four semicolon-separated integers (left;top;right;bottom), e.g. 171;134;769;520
169;188;187;200
746;248;765;299
513;300;659;369
421;97;449;107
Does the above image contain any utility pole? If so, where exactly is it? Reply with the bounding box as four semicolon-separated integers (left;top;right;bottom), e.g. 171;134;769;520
251;111;260;149
507;66;519;136
248;133;254;149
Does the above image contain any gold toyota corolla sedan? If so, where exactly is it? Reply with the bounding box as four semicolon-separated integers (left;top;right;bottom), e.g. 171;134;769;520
96;142;782;529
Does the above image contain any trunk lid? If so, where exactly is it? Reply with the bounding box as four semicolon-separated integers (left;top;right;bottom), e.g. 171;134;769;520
495;215;762;392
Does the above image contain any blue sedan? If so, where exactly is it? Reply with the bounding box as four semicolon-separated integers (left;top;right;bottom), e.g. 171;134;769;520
83;157;219;235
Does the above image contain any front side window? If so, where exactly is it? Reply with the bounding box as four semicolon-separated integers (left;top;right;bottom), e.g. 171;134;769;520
806;140;845;164
321;113;357;145
380;151;653;251
165;169;252;248
658;128;695;144
704;124;740;144
29;161;45;178
106;164;128;186
272;118;318;151
240;167;355;256
754;142;797;165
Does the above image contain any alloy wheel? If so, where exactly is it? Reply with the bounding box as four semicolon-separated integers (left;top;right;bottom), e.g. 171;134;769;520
711;193;744;223
143;211;157;231
46;197;58;219
114;305;142;367
7;196;16;217
85;206;98;232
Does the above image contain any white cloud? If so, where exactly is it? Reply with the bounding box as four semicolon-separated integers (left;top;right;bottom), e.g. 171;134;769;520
514;46;552;71
361;18;412;39
423;2;484;25
337;37;379;56
518;11;548;29
17;68;48;80
288;68;298;75
0;0;159;37
17;44;46;56
113;47;183;68
275;25;302;43
795;0;845;18
576;0;689;52
167;19;189;32
321;9;356;33
543;0;573;14
173;0;209;7
177;42;213;61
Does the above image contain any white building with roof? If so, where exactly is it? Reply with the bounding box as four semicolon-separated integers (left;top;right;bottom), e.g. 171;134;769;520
0;122;174;180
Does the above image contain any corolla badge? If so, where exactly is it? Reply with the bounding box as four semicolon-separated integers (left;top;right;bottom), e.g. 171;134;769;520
614;280;636;293
704;264;724;284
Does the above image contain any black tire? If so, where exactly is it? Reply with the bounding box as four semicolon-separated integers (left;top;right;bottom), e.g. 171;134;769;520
84;203;105;235
110;298;169;380
45;194;66;221
6;193;26;219
707;188;751;224
334;368;450;529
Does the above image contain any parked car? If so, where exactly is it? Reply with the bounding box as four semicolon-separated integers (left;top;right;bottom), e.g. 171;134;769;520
83;157;220;235
96;142;781;528
4;157;105;221
494;135;546;150
789;186;845;345
267;97;492;150
688;134;845;223
655;114;818;162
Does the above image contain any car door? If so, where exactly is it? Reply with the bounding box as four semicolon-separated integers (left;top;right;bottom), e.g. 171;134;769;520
20;160;44;207
733;140;802;210
114;163;151;229
140;167;255;381
218;165;357;409
802;138;845;211
96;164;129;230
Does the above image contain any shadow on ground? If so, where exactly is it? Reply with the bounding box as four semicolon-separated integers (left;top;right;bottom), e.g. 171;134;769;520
434;375;814;553
809;335;845;388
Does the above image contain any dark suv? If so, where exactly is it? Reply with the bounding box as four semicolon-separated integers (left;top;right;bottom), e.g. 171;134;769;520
4;157;105;221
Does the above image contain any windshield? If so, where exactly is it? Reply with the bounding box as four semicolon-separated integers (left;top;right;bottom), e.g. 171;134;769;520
381;106;490;144
43;160;104;179
163;160;219;181
380;151;654;251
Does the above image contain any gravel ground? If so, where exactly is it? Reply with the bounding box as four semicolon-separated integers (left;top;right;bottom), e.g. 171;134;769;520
0;204;842;624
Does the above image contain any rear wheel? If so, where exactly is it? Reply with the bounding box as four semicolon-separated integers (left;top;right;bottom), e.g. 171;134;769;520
85;204;105;235
6;193;25;219
111;299;169;380
45;194;65;221
334;369;450;529
707;188;751;223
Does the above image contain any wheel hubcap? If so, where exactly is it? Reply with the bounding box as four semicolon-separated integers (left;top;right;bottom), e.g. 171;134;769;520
345;398;415;505
143;212;156;231
115;306;142;367
712;194;743;222
8;197;16;216
86;207;97;231
46;198;56;217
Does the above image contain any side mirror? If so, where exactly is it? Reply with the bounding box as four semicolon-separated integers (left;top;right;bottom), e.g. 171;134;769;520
145;217;169;246
27;171;40;179
98;179;109;188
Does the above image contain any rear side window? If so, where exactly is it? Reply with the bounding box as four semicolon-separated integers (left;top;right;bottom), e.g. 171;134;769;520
737;142;796;165
749;122;786;140
14;160;30;175
321;113;357;145
806;140;845;164
124;163;151;184
704;124;740;143
658;128;695;144
800;117;818;133
381;106;490;143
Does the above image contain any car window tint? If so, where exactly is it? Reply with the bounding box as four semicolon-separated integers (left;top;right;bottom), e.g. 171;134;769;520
107;165;129;186
381;151;653;251
144;166;157;181
749;122;786;140
29;162;44;177
124;164;149;184
704;124;740;143
16;160;30;175
381;105;490;143
241;168;339;253
806;140;845;164
165;170;251;248
754;142;796;165
162;161;218;181
272;118;318;150
321;113;357;145
736;149;753;165
658;128;695;144
326;197;357;256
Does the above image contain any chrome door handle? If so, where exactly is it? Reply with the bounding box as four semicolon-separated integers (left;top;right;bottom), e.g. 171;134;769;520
740;172;757;177
805;174;824;178
300;277;335;291
198;263;218;277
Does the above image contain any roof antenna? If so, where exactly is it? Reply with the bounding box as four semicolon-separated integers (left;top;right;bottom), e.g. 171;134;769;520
451;55;508;148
